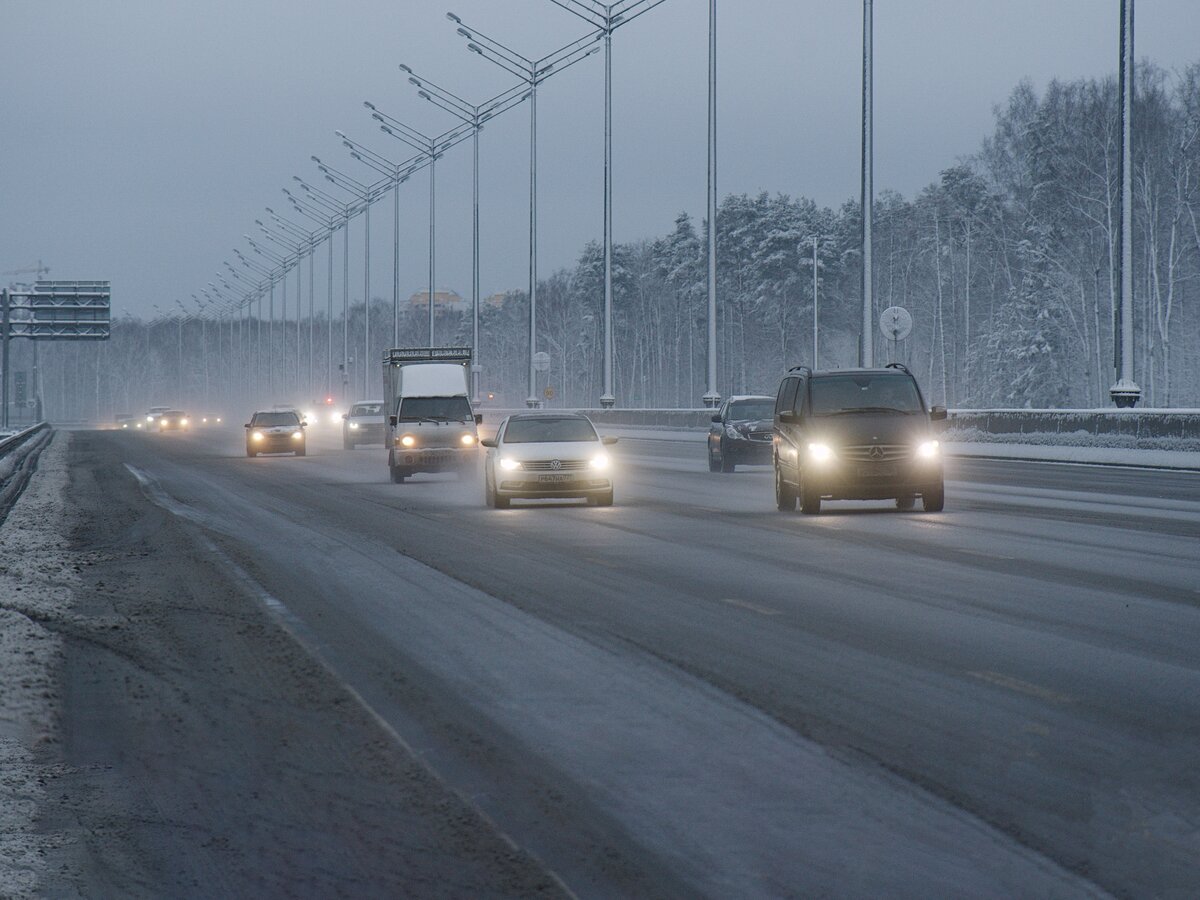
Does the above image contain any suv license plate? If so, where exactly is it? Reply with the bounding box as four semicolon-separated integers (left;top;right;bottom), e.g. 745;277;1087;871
538;473;571;484
858;464;897;477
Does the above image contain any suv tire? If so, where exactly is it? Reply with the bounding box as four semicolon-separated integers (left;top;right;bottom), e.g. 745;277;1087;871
800;476;822;515
708;448;721;473
775;464;797;511
390;465;407;484
922;480;945;512
720;444;735;473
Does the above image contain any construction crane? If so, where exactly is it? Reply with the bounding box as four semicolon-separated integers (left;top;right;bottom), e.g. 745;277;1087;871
2;260;50;283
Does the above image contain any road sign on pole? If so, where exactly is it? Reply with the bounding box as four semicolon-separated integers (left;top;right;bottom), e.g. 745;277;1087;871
532;351;551;373
3;281;110;428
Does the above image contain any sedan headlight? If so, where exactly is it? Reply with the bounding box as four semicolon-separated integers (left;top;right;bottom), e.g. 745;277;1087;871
460;433;476;446
724;424;741;440
180;418;189;427
146;415;154;423
251;431;264;442
807;442;835;462
400;434;416;448
590;452;610;470
916;439;940;459
498;457;521;471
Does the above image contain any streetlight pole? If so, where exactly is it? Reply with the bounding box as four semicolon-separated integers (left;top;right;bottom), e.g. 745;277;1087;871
812;235;819;367
403;68;530;402
448;11;602;407
860;0;874;368
549;1;668;408
703;0;719;407
1111;0;1141;407
284;187;343;400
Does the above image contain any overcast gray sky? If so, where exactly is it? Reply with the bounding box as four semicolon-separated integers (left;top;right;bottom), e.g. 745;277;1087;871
2;0;1196;320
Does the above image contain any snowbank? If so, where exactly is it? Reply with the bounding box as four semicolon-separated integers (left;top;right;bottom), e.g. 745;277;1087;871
0;435;74;899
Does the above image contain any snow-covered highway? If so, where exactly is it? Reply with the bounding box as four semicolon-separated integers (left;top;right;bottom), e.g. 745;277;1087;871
8;425;1200;897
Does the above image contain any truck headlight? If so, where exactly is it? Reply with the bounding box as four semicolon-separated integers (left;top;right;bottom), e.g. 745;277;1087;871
460;434;475;446
498;457;521;471
807;442;834;462
400;434;416;448
916;440;940;459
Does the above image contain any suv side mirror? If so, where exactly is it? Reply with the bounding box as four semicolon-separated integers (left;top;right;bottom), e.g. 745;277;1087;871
342;413;348;420
711;414;721;424
389;415;398;427
474;413;484;425
778;412;801;425
244;423;251;429
480;438;497;448
930;406;948;421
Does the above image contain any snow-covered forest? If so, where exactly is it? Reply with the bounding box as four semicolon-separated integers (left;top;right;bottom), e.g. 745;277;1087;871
32;63;1200;419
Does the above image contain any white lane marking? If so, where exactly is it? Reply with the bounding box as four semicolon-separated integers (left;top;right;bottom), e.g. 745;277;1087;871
968;670;1076;706
719;597;782;617
122;463;577;897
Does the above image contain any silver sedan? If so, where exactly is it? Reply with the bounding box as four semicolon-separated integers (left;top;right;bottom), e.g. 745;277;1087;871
481;413;617;509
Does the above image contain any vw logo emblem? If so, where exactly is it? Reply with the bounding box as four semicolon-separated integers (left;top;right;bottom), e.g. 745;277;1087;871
550;459;562;470
868;445;885;460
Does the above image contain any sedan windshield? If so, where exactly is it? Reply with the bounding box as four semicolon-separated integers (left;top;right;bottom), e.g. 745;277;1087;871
398;396;473;423
351;403;382;417
809;375;922;415
252;412;300;427
503;417;598;443
729;400;775;421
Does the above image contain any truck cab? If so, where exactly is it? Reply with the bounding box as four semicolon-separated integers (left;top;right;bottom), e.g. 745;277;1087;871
384;348;481;483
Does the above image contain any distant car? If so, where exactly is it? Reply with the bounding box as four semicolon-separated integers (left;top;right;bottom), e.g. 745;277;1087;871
481;413;617;509
245;409;306;457
772;363;946;514
342;400;385;449
144;406;171;426
115;413;134;430
707;394;776;472
197;415;223;426
157;410;190;432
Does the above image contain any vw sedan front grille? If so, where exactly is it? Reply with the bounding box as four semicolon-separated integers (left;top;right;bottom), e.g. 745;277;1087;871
521;459;589;472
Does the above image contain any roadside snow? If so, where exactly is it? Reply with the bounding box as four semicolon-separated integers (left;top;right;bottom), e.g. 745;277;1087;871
0;434;74;900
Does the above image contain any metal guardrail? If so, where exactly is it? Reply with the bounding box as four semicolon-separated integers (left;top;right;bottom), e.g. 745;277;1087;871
0;422;52;521
0;421;50;455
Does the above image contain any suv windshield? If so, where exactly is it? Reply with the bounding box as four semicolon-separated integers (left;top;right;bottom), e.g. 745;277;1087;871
809;374;922;415
252;412;300;427
398;396;473;423
351;403;382;417
729;399;774;421
503;417;597;443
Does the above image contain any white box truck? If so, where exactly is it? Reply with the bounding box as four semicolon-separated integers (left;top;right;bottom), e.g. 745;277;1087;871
383;348;481;483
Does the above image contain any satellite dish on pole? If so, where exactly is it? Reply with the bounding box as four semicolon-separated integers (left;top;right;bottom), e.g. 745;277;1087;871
879;306;912;342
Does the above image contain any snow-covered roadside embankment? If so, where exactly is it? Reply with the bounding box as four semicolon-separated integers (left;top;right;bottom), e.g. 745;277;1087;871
0;434;74;899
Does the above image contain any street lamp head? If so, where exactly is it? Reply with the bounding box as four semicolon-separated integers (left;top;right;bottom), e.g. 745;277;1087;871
467;43;482;55
334;129;347;140
379;124;393;135
350;151;363;161
265;206;275;215
417;90;432;101
324;174;336;185
363;100;376;111
446;12;461;24
458;27;473;39
371;112;384;123
407;76;422;88
398;63;413;73
255;219;264;227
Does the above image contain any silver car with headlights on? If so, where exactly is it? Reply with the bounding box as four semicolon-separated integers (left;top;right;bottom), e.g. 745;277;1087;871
245;409;306;457
342;400;385;449
481;413;618;509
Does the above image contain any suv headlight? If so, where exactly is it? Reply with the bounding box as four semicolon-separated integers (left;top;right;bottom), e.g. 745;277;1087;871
807;442;835;462
251;431;264;442
460;433;476;446
292;431;303;440
348;421;359;430
400;434;416;448
916;440;940;459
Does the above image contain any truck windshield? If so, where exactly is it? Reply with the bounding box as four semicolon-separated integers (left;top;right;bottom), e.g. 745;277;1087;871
398;396;473;422
503;417;598;443
809;375;922;415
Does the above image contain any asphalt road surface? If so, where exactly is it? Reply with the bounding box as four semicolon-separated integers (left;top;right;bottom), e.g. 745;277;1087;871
48;425;1200;897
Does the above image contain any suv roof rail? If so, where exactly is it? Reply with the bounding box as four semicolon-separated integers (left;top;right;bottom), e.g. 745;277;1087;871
787;365;812;376
884;362;912;375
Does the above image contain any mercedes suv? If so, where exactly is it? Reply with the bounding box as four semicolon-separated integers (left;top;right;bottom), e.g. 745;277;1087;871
772;364;946;514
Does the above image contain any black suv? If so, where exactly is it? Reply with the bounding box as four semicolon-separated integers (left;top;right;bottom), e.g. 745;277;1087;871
707;395;776;472
773;364;947;514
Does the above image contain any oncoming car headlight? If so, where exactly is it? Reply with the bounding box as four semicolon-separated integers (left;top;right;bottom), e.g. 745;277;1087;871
917;439;940;459
498;457;521;471
590;452;610;471
330;411;342;425
400;434;416;448
807;442;835;462
179;418;189;427
460;433;475;446
291;431;303;441
251;431;264;442
348;421;360;430
724;424;741;440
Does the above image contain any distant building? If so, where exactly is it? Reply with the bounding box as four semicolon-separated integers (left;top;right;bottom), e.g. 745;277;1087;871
482;292;509;309
409;290;465;312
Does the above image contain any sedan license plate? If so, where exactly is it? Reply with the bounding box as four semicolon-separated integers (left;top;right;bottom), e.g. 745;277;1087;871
858;464;897;477
537;473;571;484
